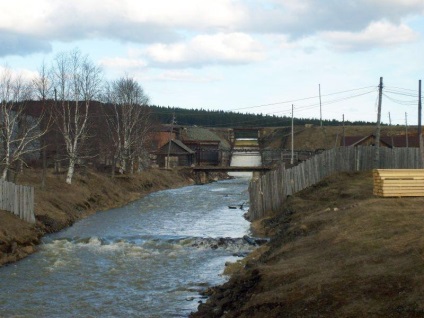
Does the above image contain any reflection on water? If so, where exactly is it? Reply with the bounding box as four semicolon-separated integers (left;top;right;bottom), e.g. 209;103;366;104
0;179;252;318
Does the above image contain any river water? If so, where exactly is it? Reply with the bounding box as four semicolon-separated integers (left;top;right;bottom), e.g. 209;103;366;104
0;178;254;318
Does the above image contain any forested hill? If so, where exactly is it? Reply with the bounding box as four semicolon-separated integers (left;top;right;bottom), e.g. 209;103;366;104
149;105;374;127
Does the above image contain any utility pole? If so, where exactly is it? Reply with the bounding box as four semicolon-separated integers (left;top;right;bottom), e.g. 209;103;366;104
319;84;323;127
405;112;409;149
166;113;176;169
342;114;345;147
291;104;294;165
419;80;423;167
374;77;383;169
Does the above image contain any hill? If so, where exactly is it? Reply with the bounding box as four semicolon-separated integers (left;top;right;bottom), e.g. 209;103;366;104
261;125;421;151
149;105;375;128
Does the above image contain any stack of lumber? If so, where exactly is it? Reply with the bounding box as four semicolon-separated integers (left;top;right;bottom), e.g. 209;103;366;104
373;169;424;197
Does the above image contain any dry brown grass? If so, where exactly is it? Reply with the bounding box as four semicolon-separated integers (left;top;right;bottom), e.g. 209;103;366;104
193;171;424;318
263;125;420;151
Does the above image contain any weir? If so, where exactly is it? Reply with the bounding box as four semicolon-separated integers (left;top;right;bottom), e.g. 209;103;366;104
229;138;262;178
193;136;266;183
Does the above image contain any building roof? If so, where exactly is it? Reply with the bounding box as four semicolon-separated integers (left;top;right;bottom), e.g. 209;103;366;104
381;135;420;148
343;134;420;148
181;127;231;149
157;139;195;155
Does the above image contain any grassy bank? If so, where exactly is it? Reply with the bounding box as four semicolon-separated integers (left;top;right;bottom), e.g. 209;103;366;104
192;171;424;317
0;167;195;266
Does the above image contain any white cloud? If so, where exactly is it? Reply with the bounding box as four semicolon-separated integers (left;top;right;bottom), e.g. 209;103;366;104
0;0;423;58
321;21;419;51
99;57;147;70
0;65;38;82
0;0;245;38
244;0;424;37
150;70;222;82
144;33;265;67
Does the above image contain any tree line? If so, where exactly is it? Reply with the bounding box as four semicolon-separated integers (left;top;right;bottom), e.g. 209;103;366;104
149;105;375;127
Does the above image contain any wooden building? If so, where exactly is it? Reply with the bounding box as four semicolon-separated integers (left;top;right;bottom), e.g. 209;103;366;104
155;140;195;168
183;140;220;166
180;127;231;166
149;125;178;151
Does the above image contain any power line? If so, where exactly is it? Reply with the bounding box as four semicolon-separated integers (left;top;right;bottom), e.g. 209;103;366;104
383;93;417;106
227;85;377;112
177;89;378;127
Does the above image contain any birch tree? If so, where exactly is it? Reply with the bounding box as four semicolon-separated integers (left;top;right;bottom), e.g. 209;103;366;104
103;76;151;174
51;49;102;184
0;67;47;181
33;60;52;188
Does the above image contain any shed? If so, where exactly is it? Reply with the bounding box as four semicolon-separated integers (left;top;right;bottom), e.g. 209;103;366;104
155;139;195;168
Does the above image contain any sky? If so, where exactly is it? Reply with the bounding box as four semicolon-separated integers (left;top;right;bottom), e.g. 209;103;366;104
0;0;423;126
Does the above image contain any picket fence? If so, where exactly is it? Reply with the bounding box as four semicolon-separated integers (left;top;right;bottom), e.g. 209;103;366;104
248;146;423;220
0;180;35;223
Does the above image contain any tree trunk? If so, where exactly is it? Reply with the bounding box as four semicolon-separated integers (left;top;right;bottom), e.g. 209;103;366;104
1;167;8;181
111;156;116;178
2;153;10;181
66;158;76;184
41;133;47;189
130;158;134;174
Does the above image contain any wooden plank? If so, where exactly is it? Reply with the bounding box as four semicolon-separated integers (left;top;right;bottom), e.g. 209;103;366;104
378;193;424;197
374;181;424;186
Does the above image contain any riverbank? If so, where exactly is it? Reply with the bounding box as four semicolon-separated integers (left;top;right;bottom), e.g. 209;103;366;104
0;167;198;266
192;171;424;317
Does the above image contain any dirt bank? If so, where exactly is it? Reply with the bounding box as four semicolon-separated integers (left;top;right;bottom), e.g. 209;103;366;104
0;167;198;266
192;171;424;317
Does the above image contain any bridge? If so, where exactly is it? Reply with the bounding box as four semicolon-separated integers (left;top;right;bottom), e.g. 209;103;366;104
193;166;272;184
193;166;272;172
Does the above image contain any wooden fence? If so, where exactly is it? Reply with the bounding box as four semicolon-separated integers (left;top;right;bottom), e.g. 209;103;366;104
0;180;35;223
248;146;423;220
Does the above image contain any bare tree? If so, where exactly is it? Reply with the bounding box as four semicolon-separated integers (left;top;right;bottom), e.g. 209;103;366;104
51;49;102;184
33;60;52;188
0;67;47;181
102;76;151;175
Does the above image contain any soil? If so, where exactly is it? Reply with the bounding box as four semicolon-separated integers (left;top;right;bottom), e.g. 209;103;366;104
0;167;200;266
191;171;424;317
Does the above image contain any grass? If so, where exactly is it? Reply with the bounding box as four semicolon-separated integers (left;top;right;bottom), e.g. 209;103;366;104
193;171;424;317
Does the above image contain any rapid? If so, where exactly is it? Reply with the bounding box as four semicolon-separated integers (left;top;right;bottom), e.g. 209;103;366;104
0;178;254;318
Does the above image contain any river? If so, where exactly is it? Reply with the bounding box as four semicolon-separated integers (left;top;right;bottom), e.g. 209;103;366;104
0;178;254;318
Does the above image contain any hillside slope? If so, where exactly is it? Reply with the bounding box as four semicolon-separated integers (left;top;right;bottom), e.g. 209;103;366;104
262;125;420;151
192;171;424;317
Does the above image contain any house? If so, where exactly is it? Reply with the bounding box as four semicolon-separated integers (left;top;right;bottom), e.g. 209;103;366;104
182;140;221;166
342;134;420;148
149;125;178;151
155;139;195;168
179;127;231;166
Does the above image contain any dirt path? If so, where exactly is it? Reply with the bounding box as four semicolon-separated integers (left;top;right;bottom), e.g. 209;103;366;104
191;171;424;317
0;168;196;266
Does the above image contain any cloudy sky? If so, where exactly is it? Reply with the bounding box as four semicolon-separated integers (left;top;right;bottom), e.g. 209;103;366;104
1;0;423;125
